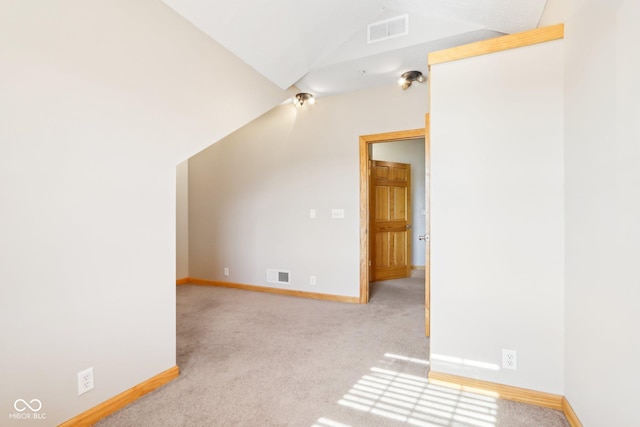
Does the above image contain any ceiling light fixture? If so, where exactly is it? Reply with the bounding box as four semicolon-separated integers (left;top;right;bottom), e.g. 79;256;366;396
398;70;426;90
294;92;315;107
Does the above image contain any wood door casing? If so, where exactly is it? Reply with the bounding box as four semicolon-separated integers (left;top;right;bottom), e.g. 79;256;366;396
370;160;412;282
424;114;431;337
358;127;427;336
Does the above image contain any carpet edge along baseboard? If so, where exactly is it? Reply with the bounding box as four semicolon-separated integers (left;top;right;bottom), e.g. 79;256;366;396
184;277;360;304
58;366;179;427
428;371;583;427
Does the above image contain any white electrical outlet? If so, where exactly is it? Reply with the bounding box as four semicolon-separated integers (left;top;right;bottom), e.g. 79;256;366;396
502;349;517;370
310;276;316;286
224;267;229;276
78;367;94;395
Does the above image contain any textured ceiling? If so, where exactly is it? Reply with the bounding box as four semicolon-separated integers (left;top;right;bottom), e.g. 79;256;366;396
162;0;548;97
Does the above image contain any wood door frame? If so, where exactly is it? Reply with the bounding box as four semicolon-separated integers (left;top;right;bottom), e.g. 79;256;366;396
359;124;429;317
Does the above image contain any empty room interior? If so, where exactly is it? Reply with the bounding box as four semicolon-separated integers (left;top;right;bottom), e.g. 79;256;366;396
1;1;638;426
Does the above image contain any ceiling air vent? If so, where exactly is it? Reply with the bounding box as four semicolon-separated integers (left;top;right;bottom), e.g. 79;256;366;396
367;14;409;44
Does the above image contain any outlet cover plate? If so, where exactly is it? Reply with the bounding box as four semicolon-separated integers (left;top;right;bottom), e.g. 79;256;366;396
502;349;517;370
78;367;94;395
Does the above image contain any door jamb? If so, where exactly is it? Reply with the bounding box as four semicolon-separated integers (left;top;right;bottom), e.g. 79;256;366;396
359;127;426;305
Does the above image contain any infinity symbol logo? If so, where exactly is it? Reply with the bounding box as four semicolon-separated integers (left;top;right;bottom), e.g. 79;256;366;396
14;399;42;412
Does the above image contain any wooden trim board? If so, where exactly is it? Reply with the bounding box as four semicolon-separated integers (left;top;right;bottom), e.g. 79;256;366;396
188;278;359;304
428;371;563;410
428;372;584;425
424;114;430;337
359;134;369;304
176;278;189;285
58;366;179;427
562;397;584;427
360;128;426;144
428;24;564;65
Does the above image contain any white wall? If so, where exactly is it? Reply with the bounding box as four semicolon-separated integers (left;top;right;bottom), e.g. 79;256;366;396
556;0;640;425
188;84;428;297
0;1;289;425
429;40;565;393
371;139;427;267
176;160;189;279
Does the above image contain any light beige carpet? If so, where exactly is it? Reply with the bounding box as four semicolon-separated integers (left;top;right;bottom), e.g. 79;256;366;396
98;278;569;427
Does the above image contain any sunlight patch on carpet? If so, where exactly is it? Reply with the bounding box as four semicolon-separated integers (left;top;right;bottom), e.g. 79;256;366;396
384;353;430;366
312;417;352;427
337;354;498;427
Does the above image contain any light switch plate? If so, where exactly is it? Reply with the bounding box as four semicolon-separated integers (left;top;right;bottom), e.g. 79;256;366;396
331;209;345;219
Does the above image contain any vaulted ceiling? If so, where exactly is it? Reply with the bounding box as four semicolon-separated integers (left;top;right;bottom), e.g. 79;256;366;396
162;0;549;97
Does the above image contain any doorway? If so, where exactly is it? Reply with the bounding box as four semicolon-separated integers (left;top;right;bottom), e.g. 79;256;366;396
359;119;430;336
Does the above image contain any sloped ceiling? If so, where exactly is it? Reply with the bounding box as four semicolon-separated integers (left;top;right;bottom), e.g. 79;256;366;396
162;0;548;97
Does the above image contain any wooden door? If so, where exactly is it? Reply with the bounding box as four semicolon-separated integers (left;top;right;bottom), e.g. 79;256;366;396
370;160;412;282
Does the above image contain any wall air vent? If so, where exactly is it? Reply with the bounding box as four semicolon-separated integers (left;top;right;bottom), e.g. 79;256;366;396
267;269;290;285
367;14;409;44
